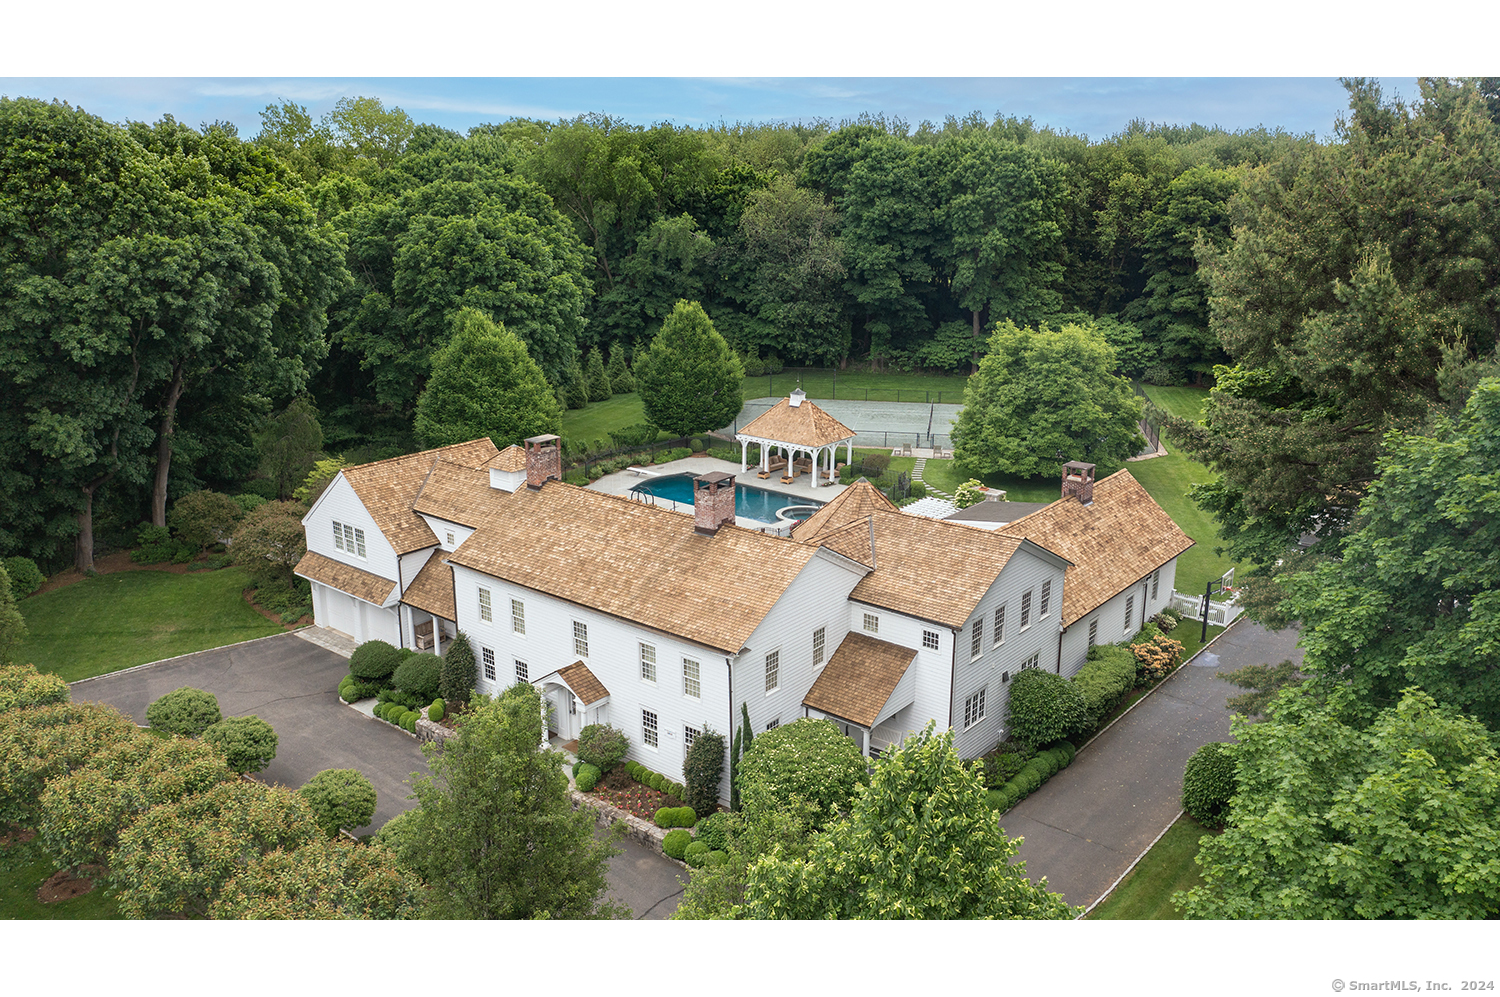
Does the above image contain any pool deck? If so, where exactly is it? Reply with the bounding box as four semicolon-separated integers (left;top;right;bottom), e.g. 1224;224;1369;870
586;456;845;532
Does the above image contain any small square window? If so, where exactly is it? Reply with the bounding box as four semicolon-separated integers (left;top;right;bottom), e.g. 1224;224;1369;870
573;620;588;657
862;613;879;634
813;627;826;667
511;599;525;635
923;630;940;650
1020;591;1032;629
994;605;1005;646
640;643;657;683
683;658;700;698
478;587;492;623
765;650;779;693
481;647;495;681
642;709;659;749
445;530;455;546
514;659;528;683
1040;580;1051;618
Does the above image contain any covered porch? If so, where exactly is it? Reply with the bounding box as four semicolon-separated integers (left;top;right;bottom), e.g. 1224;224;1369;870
802;632;918;758
399;551;458;656
534;660;610;744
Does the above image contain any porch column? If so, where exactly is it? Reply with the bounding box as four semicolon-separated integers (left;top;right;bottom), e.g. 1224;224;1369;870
810;446;819;489
740;438;748;473
540;699;548;750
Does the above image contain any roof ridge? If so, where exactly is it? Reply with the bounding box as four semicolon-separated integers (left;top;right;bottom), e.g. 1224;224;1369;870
343;438;497;476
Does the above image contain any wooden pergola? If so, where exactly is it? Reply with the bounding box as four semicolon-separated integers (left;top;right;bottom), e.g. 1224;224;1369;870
735;390;857;491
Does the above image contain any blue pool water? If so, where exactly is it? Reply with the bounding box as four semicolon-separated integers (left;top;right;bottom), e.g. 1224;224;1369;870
631;474;823;524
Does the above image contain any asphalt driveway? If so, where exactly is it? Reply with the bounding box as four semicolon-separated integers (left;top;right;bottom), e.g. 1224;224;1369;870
70;630;430;833
1004;620;1306;909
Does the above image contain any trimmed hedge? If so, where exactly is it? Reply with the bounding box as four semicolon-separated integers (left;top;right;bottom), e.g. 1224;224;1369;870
1073;645;1139;728
298;768;378;836
576;762;602;792
1182;741;1237;827
145;688;222;737
653;806;697;829
393;653;441;702
985;741;1076;813
662;828;692;860
350;640;403;681
428;700;445;723
1007;668;1087;749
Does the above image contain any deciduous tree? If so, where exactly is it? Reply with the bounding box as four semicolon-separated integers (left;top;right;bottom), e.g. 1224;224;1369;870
736;719;864;831
210;836;422;919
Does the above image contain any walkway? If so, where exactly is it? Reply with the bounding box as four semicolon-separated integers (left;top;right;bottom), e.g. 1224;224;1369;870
1003;620;1306;909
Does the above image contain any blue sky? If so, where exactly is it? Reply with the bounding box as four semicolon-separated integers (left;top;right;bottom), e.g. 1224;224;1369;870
0;77;1426;142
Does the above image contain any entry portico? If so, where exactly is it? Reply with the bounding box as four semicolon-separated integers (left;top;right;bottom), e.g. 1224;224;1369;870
735;389;857;490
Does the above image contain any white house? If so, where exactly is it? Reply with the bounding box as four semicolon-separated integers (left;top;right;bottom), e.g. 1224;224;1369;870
294;409;1193;804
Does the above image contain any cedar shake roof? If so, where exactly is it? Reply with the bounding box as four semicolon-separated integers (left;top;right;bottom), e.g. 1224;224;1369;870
793;479;898;539
488;445;527;472
803;633;916;728
1001;469;1195;625
295;551;398;607
794;483;1031;629
412;460;508;528
402;553;456;621
738;395;857;448
448;481;820;654
340;438;500;554
812;517;875;569
556;661;609;706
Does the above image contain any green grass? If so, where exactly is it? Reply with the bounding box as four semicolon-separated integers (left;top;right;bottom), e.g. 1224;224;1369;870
16;568;284;682
1139;384;1211;424
1124;453;1239;595
0;848;121;919
743;369;969;404
1086;813;1211;919
558;392;658;447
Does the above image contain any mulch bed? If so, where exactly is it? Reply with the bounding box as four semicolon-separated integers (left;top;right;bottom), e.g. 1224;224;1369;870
0;825;37;849
589;766;684;820
37;865;105;904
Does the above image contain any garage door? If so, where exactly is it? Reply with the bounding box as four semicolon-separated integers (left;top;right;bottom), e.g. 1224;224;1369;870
318;583;360;638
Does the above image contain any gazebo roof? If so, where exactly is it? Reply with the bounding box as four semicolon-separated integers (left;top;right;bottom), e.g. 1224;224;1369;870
737;391;856;449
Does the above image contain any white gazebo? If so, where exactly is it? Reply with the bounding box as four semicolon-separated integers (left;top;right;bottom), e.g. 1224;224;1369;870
735;389;857;490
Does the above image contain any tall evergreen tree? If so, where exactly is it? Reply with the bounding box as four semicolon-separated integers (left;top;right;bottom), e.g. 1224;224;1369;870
414;309;561;450
633;301;744;436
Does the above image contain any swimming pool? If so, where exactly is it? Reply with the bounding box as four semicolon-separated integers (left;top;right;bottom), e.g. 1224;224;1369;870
631;474;823;524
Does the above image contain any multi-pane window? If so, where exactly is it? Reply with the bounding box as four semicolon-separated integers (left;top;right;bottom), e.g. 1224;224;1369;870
640;643;657;683
765;650;780;693
766;719;780;732
333;522;365;557
481;647;496;681
478;587;492;622
684;726;699;751
813;627;826;667
683;658;701;698
1020;591;1032;629
573;621;589;657
514;659;528;683
642;709;659;748
994;605;1005;646
1088;618;1099;647
963;688;986;730
445;530;455;546
971;618;984;660
923;630;940;650
1040;581;1051;618
511;599;525;634
862;613;879;634
1124;595;1134;633
1151;569;1161;600
1022;651;1041;671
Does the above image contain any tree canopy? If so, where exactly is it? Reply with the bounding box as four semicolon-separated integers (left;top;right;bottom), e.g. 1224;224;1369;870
413;308;561;449
953;320;1143;477
633;300;744;437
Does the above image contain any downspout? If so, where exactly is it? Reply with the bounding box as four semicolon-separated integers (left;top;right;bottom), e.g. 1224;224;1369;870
947;626;957;730
1056;621;1066;674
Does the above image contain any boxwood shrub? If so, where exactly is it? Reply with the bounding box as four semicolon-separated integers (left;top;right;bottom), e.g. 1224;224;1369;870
683;840;711;866
350;640;403;681
650;773;667;792
428;700;444;723
1182;741;1237;827
654;806;697;829
576;762;602;792
661;828;692;860
393;653;441;702
695;812;731;851
700;850;727;868
145;687;222;737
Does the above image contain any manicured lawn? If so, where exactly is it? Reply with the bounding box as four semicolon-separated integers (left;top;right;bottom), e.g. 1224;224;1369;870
743;369;969;404
1125;453;1239;595
558;392;660;447
1139;384;1212;425
1086;813;1210;919
0;848;120;919
16;568;284;682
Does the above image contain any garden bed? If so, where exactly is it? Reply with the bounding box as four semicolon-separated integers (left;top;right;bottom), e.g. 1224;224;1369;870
587;765;685;820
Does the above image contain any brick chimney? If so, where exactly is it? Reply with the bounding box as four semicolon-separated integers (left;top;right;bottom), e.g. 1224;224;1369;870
1061;461;1095;504
693;471;737;535
524;434;561;490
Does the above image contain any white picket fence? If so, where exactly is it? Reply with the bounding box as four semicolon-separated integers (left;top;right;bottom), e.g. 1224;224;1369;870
1169;589;1245;629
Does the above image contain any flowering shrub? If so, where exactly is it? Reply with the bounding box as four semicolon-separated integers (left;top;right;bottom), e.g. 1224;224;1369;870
1131;634;1185;683
953;479;987;509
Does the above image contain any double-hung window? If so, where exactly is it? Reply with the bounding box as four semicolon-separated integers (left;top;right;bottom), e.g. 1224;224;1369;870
1020;591;1032;629
642;709;659;749
1040;581;1051;618
573;621;589;657
994;605;1005;646
640;643;657;683
963;689;986;730
1088;618;1098;647
813;627;826;667
765;650;780;693
511;599;525;635
684;726;699;751
514;659;528;683
478;587;492;623
1124;595;1134;634
481;647;496;681
683;658;700;698
970;618;983;660
1151;569;1161;600
333;521;365;558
